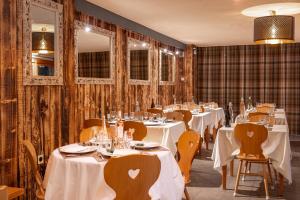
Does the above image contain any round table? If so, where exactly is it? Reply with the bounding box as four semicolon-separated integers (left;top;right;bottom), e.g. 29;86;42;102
43;144;184;200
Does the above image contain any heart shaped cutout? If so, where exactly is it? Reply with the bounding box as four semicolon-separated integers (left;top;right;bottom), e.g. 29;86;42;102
247;131;254;138
128;169;140;179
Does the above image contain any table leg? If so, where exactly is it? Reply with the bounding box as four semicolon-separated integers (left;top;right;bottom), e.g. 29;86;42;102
222;165;227;190
204;127;210;150
278;173;284;196
230;160;234;176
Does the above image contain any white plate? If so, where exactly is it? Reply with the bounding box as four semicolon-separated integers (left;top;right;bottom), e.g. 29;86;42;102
143;121;162;126
130;141;160;149
59;144;97;154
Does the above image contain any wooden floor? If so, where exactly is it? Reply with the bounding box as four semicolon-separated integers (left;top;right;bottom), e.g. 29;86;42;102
186;142;300;200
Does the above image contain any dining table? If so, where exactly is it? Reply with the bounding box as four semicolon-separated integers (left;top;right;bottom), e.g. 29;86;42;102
212;123;292;195
188;112;213;138
143;121;186;155
43;144;185;200
204;107;225;130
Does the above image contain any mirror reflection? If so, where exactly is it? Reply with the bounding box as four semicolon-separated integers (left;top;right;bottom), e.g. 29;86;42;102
31;4;56;76
128;39;150;82
77;29;111;78
160;50;176;83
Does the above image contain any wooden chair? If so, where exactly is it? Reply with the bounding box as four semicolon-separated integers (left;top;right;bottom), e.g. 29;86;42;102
233;123;272;199
104;154;161;200
259;103;275;107
147;108;163;115
124;121;147;141
164;111;184;121
256;106;274;114
83;118;109;129
248;112;269;122
199;106;205;113
175;110;192;130
79;126;102;142
0;185;24;200
23;140;45;200
177;130;201;200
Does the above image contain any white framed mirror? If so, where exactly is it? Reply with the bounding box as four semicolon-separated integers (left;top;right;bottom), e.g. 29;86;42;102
159;49;176;85
127;38;151;85
23;0;63;85
74;20;115;84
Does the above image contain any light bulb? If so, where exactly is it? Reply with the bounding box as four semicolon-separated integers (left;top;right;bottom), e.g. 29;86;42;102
85;27;91;32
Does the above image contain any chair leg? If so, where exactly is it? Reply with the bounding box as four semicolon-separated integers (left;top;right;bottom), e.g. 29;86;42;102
212;127;217;143
233;160;243;197
242;161;248;181
230;160;234;176
262;164;270;200
267;162;273;186
272;165;278;183
248;162;251;172
184;186;190;200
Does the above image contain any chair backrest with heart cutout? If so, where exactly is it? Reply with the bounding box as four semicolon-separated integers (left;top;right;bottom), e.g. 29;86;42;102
234;123;268;159
124;121;147;141
248;112;269;122
177;130;201;183
83;118;109;129
164;111;184;121
175;110;192;130
104;154;161;200
147;108;163;115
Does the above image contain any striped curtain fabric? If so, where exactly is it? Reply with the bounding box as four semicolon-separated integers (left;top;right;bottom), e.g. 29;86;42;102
78;51;110;78
130;50;148;80
194;43;300;135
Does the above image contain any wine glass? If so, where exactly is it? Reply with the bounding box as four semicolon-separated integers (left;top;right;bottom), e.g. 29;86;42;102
143;112;149;121
111;111;116;120
130;112;135;120
124;113;129;120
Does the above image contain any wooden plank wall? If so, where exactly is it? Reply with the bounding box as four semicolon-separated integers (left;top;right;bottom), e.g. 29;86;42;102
0;0;190;198
0;0;18;187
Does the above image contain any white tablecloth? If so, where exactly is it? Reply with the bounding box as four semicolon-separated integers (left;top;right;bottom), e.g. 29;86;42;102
275;108;285;114
274;113;287;125
188;112;213;137
211;125;292;183
205;108;225;128
44;146;184;200
144;121;186;155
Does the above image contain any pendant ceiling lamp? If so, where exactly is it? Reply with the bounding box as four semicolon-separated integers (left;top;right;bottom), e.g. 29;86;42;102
254;11;295;44
32;27;54;54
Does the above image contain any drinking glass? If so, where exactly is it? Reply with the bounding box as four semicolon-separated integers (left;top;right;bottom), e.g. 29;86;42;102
143;112;149;120
130;112;135;120
111;111;116;120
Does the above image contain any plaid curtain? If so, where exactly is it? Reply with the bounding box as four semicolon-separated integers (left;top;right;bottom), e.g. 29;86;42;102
194;43;300;135
78;51;110;78
130;50;148;80
161;53;173;81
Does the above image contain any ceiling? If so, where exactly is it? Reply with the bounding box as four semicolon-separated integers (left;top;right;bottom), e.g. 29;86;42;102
87;0;300;46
